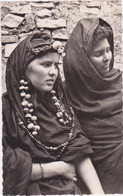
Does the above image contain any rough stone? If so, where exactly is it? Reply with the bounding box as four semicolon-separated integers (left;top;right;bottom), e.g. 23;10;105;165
5;43;18;57
10;5;32;14
36;18;66;28
1;30;9;35
35;9;52;18
25;13;35;30
2;35;18;44
85;1;101;8
2;14;24;28
30;2;54;8
52;33;68;40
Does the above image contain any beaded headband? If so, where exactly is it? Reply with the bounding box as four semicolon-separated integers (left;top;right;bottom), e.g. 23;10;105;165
27;33;65;61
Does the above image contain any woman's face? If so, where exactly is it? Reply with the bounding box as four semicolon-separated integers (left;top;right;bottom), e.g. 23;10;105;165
26;52;60;93
89;38;112;76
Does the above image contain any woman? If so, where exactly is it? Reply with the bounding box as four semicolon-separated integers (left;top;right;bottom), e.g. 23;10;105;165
63;18;123;194
2;32;104;195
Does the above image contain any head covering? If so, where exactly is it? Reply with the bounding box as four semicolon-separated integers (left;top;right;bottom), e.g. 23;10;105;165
63;18;122;117
6;32;63;122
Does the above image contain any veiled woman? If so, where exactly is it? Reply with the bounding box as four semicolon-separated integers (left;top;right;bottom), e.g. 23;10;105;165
63;18;123;194
2;31;104;195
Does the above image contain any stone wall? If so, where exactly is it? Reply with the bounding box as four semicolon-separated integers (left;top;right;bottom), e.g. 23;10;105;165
1;0;122;92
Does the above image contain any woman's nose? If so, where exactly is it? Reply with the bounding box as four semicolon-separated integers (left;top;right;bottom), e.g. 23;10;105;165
49;63;57;76
103;51;110;61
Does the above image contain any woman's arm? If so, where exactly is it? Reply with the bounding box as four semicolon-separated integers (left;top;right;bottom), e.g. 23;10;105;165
75;157;105;194
31;161;77;182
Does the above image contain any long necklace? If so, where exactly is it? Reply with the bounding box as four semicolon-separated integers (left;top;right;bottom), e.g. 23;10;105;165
17;78;75;158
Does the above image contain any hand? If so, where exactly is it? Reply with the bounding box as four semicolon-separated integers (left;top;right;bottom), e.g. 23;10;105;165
41;161;77;182
59;161;77;182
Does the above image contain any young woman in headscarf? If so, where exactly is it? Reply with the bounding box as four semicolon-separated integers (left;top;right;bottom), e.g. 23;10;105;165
63;18;123;194
2;31;105;195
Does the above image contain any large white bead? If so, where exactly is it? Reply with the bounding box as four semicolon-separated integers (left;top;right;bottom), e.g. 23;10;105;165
56;112;63;118
28;103;33;107
32;131;38;135
25;113;32;118
53;41;62;50
27;123;34;129
31;116;37;121
19;86;25;90
20;92;26;97
20;79;25;84
55;102;60;106
59;119;64;123
34;125;40;130
24;107;29;111
22;101;28;106
25;94;31;99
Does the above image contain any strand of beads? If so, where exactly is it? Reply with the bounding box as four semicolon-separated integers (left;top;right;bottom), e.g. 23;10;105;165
50;90;72;125
16;106;75;158
19;79;40;135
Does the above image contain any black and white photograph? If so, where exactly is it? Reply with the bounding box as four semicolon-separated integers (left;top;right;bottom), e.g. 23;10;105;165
1;0;123;195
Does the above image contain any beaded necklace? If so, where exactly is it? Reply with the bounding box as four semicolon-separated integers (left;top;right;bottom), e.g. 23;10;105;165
17;78;75;158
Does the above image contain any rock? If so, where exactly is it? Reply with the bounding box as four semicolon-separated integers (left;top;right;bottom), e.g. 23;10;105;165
85;1;101;8
25;13;35;30
2;35;18;44
10;5;32;14
35;9;52;18
1;30;9;35
2;14;24;28
36;18;66;28
52;33;68;40
30;2;54;8
5;43;18;57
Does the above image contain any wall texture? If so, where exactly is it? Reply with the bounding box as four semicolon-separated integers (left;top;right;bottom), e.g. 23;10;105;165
1;0;122;92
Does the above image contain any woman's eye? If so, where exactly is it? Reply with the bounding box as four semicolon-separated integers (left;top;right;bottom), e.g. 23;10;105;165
41;63;51;67
94;51;101;57
106;47;110;53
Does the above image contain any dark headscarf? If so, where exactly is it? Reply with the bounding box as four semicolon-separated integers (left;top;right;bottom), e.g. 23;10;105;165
3;31;93;194
63;17;123;194
6;32;58;123
63;18;122;117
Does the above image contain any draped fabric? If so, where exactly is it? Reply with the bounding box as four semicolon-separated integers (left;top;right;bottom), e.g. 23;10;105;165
2;32;93;195
63;18;123;194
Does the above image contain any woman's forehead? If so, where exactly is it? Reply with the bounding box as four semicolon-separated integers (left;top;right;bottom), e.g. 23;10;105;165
34;52;60;62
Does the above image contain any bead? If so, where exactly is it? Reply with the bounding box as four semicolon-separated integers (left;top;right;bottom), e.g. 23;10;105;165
50;90;56;94
27;123;34;129
52;96;57;101
34;125;40;130
29;109;34;113
20;79;25;84
68;117;72;121
31;116;37;121
55;102;60;107
24;81;28;85
22;100;28;106
23;107;29;112
25;86;29;90
28;103;33;107
56;112;63;118
20;92;26;97
19;86;25;90
53;41;62;50
62;52;66;57
25;94;31;99
59;119;64;123
69;133;73;138
25;113;32;118
19;121;23;125
32;131;38;135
